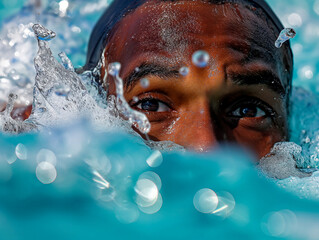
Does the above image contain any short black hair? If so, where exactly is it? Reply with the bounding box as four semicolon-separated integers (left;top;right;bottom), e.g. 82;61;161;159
84;0;293;96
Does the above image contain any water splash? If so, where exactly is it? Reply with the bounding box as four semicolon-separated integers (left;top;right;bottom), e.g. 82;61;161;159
2;2;319;239
0;23;307;178
32;23;56;41
258;142;310;179
0;93;36;133
108;62;151;134
0;93;18;131
0;23;139;137
28;23;123;131
58;52;75;72
275;28;296;48
4;23;154;141
54;84;71;97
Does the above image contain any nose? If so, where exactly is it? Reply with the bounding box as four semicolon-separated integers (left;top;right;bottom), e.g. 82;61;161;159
173;104;217;152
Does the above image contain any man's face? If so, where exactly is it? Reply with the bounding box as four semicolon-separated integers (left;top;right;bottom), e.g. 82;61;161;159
104;1;288;158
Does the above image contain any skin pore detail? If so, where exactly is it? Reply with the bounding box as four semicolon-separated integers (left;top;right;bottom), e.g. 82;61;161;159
101;1;289;159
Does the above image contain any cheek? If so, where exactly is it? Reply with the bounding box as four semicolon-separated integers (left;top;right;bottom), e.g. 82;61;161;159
233;125;284;159
237;117;272;131
134;121;179;143
148;120;179;139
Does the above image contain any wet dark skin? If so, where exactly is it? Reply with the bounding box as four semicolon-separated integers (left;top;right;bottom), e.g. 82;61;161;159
102;1;289;159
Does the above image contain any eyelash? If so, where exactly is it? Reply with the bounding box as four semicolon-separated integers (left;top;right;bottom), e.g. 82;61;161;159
226;98;275;118
131;95;275;121
131;97;172;112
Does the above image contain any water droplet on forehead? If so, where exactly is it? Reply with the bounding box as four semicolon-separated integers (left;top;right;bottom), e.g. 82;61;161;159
140;78;149;88
133;96;139;102
179;66;189;76
192;50;210;68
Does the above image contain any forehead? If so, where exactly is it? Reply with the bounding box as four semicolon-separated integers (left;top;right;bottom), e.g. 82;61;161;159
106;1;280;74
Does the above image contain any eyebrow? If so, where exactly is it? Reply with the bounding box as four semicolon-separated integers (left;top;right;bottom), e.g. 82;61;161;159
124;63;180;91
123;63;285;96
227;70;286;96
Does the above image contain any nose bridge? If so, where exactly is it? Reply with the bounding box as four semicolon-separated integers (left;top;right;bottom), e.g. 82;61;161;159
178;101;217;152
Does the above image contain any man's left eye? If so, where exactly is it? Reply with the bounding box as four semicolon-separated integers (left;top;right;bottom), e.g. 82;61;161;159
135;99;170;112
231;105;266;118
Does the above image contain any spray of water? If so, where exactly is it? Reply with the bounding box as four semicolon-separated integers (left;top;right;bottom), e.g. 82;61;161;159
108;62;151;134
275;28;296;48
0;23;170;155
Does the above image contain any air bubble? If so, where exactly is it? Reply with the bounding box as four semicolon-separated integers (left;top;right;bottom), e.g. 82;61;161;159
287;13;302;27
115;203;140;224
36;149;57;165
6;154;16;164
261;210;297;238
315;0;319;15
146;150;163;167
193;188;218;214
36;161;57;184
15;143;27;160
135;178;159;208
212;191;235;218
138;171;162;191
138;193;163;214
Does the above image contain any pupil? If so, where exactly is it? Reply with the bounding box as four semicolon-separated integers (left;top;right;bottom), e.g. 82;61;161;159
240;106;257;117
141;99;159;111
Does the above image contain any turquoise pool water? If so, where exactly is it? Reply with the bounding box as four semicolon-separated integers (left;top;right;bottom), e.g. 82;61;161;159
1;1;319;239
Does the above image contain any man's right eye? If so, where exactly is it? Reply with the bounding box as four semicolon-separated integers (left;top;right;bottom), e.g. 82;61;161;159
134;98;170;112
231;105;266;118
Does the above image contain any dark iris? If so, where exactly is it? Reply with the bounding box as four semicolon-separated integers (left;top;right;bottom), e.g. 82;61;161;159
141;99;159;111
240;105;257;117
